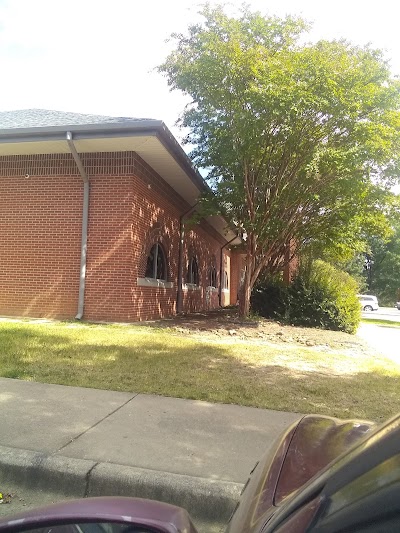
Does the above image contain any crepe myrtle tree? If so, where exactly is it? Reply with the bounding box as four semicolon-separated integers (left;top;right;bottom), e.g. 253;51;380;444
158;4;400;317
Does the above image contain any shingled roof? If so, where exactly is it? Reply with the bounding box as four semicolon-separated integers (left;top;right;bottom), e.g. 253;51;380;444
0;109;155;130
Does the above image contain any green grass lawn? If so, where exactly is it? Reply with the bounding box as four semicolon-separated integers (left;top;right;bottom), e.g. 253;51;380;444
0;319;399;421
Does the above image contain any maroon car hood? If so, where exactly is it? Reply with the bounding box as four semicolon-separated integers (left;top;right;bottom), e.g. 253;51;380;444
227;414;374;533
274;415;373;504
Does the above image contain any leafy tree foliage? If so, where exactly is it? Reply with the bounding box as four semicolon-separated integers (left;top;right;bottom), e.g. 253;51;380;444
159;4;400;317
364;218;400;304
251;260;361;333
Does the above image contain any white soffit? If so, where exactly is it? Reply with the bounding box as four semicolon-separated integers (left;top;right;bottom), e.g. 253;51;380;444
206;214;241;245
0;135;200;205
76;136;201;205
0;133;239;243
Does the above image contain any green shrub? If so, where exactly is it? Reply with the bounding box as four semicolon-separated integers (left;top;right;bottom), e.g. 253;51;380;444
251;260;361;333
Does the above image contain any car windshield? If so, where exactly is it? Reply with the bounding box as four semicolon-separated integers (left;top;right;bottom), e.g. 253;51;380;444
0;4;399;533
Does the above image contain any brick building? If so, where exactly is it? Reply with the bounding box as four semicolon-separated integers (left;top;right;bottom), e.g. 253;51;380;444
0;109;244;322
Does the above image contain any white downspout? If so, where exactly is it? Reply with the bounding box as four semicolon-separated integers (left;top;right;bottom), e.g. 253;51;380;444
66;131;89;320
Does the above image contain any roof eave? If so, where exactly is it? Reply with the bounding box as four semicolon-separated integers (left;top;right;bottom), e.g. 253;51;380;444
0;120;209;195
0;119;164;138
0;120;239;245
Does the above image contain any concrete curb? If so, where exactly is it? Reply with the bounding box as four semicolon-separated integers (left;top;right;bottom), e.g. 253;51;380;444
88;462;242;522
0;445;95;497
0;445;242;522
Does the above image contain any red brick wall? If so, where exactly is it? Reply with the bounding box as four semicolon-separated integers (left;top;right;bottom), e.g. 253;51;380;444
0;157;82;318
181;223;225;315
130;155;226;321
0;151;231;322
83;173;136;321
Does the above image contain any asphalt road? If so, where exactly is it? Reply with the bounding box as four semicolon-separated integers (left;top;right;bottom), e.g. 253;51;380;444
0;485;60;519
362;306;400;323
358;307;400;364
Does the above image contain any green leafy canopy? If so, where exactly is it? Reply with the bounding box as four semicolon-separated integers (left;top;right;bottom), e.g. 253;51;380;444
159;4;400;315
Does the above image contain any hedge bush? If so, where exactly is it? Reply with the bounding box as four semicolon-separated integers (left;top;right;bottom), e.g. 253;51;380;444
251;260;361;333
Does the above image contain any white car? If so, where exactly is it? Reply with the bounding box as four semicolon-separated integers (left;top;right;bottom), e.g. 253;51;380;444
358;294;379;311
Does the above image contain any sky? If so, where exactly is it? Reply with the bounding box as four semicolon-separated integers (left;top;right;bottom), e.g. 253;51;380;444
0;0;399;141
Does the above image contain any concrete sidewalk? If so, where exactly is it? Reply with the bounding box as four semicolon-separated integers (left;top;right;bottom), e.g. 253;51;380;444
0;378;300;525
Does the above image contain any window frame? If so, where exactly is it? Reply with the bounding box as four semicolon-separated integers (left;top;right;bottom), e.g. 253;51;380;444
145;242;167;281
209;266;218;289
187;256;199;285
185;255;200;288
222;270;229;291
137;242;173;289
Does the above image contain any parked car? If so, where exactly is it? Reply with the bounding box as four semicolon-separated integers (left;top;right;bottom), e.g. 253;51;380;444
358;294;379;311
1;413;400;532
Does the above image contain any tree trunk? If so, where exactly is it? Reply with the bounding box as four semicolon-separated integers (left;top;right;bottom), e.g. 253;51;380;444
238;256;253;318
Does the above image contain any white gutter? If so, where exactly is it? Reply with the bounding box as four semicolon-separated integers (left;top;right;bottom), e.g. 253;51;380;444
66;131;89;320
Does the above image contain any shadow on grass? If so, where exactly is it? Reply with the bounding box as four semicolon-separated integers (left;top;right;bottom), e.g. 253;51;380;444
0;323;399;422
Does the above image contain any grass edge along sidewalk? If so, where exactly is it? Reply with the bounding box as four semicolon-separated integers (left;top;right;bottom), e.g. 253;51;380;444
0;317;399;421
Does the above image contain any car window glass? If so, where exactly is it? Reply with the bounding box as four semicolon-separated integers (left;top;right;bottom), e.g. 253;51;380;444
326;454;400;516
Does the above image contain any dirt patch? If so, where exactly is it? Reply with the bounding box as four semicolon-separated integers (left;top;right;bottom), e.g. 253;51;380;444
151;307;371;354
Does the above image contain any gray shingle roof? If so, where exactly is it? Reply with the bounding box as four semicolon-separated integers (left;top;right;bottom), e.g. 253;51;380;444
0;109;157;130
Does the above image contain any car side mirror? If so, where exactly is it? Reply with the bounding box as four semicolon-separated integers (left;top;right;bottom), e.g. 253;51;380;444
0;497;198;533
6;522;163;533
7;523;163;533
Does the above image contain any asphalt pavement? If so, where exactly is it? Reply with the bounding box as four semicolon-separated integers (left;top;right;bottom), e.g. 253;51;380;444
0;377;301;529
358;321;400;365
362;306;400;323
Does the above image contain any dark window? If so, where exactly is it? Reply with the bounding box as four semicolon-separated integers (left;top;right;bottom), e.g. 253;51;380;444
209;267;217;288
145;243;166;280
187;256;199;285
223;270;229;290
